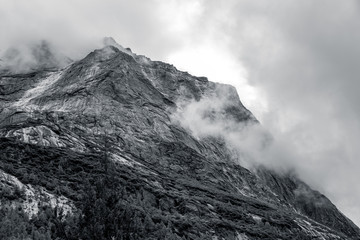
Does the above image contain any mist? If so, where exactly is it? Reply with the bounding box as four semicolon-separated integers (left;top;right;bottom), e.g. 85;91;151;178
171;85;301;173
0;0;189;62
167;0;360;226
0;40;72;73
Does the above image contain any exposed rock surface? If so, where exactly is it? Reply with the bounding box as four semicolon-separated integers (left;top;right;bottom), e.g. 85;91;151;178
0;39;359;239
0;169;74;217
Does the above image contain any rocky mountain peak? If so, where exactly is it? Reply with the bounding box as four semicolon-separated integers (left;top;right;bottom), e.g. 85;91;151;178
103;36;133;56
0;40;360;239
88;45;121;62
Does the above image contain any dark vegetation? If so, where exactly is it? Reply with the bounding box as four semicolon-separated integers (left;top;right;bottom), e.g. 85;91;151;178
0;137;342;239
0;137;184;239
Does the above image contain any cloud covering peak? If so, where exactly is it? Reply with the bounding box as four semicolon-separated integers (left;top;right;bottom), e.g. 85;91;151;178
0;40;72;73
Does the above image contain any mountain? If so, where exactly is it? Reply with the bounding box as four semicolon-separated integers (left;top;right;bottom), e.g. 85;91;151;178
0;39;359;240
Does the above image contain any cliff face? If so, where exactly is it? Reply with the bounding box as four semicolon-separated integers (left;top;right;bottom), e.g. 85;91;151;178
0;40;359;239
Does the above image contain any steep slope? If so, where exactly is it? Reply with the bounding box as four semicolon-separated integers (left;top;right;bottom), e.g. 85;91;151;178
0;40;359;239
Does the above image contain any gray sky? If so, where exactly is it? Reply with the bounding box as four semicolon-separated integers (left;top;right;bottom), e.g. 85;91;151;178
1;0;360;226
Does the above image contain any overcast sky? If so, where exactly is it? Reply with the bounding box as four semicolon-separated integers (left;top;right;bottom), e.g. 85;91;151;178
1;0;360;226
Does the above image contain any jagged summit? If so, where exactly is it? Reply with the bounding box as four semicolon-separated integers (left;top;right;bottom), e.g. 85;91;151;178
101;37;154;65
0;41;359;239
103;36;133;55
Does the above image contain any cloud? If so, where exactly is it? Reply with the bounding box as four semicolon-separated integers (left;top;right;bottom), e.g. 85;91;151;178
0;40;72;73
233;1;360;225
160;0;360;226
171;84;302;174
0;0;188;61
171;88;264;165
169;0;360;225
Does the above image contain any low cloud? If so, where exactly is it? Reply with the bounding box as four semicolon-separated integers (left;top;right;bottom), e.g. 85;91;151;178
0;0;189;62
0;40;72;73
168;0;360;225
171;85;299;173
